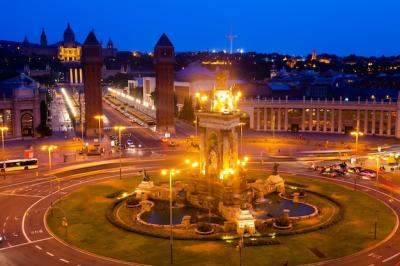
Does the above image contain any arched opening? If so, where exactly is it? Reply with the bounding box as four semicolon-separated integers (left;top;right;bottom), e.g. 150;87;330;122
21;113;34;137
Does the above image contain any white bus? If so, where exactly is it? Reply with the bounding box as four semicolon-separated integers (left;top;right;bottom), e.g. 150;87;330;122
0;158;38;172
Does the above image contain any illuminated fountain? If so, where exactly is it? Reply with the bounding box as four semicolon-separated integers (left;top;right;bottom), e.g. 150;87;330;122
130;73;317;236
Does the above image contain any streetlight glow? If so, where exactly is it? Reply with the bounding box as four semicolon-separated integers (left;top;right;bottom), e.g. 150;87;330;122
160;168;180;264
114;126;126;179
41;145;58;171
0;126;8;179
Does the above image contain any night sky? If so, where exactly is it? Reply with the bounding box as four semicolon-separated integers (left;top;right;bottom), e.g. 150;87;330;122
1;0;399;56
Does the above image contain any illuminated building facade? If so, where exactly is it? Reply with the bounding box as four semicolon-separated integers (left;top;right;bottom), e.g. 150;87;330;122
239;96;400;138
0;73;41;138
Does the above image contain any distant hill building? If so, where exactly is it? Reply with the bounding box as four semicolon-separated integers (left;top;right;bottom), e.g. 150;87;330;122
0;23;117;84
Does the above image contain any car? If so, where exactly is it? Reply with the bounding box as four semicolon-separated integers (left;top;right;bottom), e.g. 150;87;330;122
160;137;169;143
0;234;4;243
127;139;134;146
168;141;177;147
321;168;344;178
347;167;362;174
358;169;376;179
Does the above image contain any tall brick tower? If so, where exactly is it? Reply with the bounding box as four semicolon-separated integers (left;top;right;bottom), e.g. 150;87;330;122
82;31;103;137
154;33;175;134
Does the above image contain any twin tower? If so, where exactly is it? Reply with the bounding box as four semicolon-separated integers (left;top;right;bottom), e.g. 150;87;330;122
82;32;175;137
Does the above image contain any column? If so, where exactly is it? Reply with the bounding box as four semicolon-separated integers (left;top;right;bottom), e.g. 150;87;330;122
316;109;320;132
308;109;312;131
356;109;360;131
79;68;83;83
249;108;255;129
74;68;78;84
379;110;384;135
264;108;268;131
301;108;305;131
277;108;281;131
371;110;376;134
13;109;21;138
323;109;327;132
69;68;73;84
284;108;288;131
330;110;334;132
271;108;274;131
364;110;368;134
2;110;6;127
396;106;400;138
338;109;342;133
387;111;392;136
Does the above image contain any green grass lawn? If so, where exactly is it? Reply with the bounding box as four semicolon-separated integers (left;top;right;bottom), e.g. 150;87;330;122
47;172;397;266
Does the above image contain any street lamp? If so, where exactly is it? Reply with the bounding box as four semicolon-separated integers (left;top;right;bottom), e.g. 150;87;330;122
193;117;198;137
238;122;245;156
114;126;126;179
94;115;104;143
350;131;364;155
41;145;58;171
161;168;180;265
0;126;8;179
368;155;384;188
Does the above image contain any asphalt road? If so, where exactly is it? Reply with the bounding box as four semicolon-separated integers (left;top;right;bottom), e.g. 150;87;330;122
0;103;399;265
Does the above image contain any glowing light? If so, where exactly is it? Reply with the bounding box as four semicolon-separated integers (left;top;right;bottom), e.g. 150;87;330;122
161;169;167;176
60;88;77;117
200;95;208;102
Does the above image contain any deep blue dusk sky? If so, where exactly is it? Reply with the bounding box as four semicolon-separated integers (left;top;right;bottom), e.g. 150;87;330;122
1;0;399;56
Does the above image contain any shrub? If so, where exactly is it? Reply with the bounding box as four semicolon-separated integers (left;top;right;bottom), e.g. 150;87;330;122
106;190;124;199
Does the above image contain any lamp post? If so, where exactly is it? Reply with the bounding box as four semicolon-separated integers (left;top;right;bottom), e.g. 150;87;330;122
114;126;126;179
369;155;382;188
41;145;58;171
238;122;245;157
161;168;180;265
194;117;198;137
0;126;8;179
350;131;364;155
94;115;104;143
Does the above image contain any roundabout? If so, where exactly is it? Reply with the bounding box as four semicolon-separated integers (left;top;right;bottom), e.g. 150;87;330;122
45;167;397;266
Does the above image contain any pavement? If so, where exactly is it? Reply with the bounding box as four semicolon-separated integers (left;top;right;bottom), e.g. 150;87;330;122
0;97;400;265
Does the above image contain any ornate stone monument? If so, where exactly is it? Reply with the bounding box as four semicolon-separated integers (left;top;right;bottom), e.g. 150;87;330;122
196;72;244;204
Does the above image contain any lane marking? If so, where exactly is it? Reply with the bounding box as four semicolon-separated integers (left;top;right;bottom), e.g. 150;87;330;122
0;237;53;251
382;252;400;262
0;192;43;198
35;245;42;250
22;172;138;242
46;251;54;257
59;258;70;263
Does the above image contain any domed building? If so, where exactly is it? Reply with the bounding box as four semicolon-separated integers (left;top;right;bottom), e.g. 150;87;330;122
58;23;81;62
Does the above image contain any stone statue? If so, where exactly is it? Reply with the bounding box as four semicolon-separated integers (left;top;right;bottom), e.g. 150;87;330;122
141;168;151;182
272;163;279;175
208;149;218;174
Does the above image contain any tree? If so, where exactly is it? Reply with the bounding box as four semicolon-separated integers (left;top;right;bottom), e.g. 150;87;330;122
180;96;194;122
104;73;133;89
